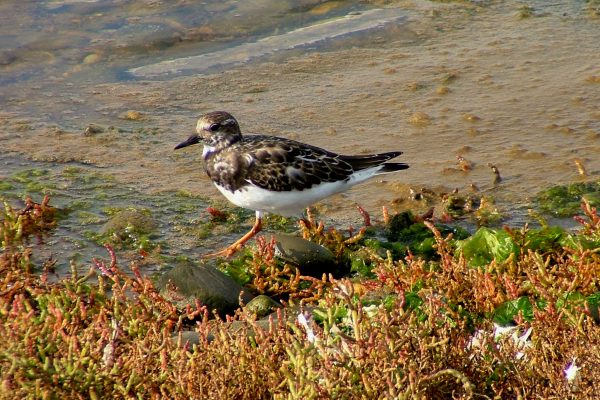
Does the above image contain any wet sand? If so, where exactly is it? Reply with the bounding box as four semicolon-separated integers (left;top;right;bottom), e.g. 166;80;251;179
2;1;600;229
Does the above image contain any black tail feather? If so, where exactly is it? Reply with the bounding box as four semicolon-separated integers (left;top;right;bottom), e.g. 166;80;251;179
341;151;407;171
379;162;410;173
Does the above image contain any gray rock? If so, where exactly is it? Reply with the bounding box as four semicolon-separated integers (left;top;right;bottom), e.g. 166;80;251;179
157;261;254;316
273;233;336;277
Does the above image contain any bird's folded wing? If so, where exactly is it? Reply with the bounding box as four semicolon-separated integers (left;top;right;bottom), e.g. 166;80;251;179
240;137;354;192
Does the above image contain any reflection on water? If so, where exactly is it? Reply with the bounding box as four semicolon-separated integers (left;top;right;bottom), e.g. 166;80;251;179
0;0;368;87
129;8;408;78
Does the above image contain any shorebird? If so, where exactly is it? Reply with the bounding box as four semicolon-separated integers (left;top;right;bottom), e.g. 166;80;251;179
175;111;409;257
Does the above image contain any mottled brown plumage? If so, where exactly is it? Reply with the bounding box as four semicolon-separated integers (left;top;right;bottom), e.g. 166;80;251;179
174;111;409;257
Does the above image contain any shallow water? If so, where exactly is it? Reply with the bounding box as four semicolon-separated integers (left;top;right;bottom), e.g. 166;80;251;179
1;0;599;273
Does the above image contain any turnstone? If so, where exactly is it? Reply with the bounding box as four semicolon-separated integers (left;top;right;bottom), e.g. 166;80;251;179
175;111;409;257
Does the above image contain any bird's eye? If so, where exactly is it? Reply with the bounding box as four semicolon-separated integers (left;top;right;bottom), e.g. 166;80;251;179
208;123;221;132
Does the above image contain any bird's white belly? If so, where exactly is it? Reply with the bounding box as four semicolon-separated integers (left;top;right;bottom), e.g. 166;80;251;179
214;180;348;217
213;165;383;216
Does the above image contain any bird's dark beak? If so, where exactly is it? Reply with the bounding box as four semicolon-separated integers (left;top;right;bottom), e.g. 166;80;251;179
174;134;200;150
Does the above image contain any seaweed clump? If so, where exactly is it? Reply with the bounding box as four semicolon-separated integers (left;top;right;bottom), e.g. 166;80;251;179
535;181;600;217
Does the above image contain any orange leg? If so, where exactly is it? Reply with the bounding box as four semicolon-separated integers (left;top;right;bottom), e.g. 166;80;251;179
204;213;263;258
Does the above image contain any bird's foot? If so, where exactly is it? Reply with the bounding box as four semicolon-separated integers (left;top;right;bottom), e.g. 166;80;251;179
203;243;242;259
203;217;262;259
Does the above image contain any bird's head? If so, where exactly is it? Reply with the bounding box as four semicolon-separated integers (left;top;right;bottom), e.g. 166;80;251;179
174;111;242;153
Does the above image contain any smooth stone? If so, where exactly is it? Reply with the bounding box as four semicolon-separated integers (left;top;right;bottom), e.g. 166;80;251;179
273;233;336;277
157;261;254;316
100;209;156;236
244;295;282;319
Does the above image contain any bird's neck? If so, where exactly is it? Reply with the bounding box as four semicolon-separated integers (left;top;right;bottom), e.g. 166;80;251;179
203;135;241;159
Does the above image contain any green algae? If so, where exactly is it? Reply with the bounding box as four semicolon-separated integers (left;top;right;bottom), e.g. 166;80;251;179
76;211;104;225
0;181;15;191
457;228;518;267
493;291;600;325
456;226;577;268
215;252;255;286
11;168;55;193
371;211;469;260
1;162;214;272
535;181;600;217
493;296;538;324
349;249;376;277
